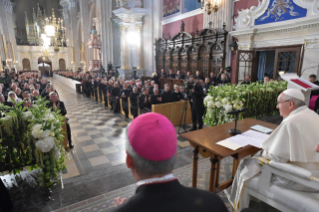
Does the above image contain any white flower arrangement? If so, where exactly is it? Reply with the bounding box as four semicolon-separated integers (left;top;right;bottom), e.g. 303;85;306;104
204;80;287;126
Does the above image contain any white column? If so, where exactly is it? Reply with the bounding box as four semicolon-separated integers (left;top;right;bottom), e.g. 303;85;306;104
98;0;114;67
136;24;143;69
120;25;130;69
69;1;81;70
79;0;90;71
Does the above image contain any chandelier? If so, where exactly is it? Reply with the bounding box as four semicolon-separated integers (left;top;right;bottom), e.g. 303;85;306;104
201;0;219;15
41;9;66;53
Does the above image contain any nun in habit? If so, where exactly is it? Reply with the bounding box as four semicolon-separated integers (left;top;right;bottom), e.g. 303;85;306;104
229;89;319;211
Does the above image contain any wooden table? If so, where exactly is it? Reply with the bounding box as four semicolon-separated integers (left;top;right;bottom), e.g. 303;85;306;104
180;118;278;193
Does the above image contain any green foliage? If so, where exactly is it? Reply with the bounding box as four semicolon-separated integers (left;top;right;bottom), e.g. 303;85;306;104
204;81;287;126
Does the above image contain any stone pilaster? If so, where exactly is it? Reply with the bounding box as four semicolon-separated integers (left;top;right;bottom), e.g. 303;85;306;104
79;0;90;71
136;24;143;69
69;2;81;70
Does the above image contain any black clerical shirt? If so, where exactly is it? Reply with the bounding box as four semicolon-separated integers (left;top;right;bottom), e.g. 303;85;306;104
161;91;173;103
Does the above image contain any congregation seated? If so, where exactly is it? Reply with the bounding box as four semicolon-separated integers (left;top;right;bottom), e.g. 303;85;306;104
229;89;319;208
309;74;319;98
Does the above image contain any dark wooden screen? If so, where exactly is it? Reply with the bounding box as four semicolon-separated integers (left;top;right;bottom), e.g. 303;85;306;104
155;26;228;77
236;50;255;84
274;47;301;79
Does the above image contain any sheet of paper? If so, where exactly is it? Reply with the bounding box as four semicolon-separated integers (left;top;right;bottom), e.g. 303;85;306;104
217;139;243;151
217;130;270;150
250;125;273;134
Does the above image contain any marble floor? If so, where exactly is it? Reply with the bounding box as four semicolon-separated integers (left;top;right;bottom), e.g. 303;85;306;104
24;78;200;211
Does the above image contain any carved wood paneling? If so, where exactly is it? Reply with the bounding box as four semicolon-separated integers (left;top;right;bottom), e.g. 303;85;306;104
155;27;228;78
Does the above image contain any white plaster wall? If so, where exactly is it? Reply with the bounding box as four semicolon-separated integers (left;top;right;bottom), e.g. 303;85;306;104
301;48;319;80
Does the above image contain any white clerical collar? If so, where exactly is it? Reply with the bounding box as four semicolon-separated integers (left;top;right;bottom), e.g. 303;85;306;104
136;173;176;187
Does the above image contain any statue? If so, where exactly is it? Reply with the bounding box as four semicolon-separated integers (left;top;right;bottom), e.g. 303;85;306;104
181;21;185;32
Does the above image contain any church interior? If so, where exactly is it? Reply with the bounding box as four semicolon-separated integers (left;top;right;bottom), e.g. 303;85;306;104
0;0;319;212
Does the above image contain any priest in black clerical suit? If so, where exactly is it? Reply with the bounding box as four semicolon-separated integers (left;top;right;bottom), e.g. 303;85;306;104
195;71;204;82
171;85;184;102
160;69;166;79
209;72;217;86
111;83;121;113
139;88;151;111
191;83;205;130
175;70;184;79
109;113;228;212
149;88;162;105
161;84;173;103
130;87;139;118
107;82;114;108
120;83;131;118
167;70;175;79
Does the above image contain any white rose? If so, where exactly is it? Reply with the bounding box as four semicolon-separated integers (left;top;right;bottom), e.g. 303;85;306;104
224;104;233;113
35;136;55;153
221;98;228;105
207;101;213;108
32;124;43;139
215;101;222;108
41;130;51;139
22;111;33;120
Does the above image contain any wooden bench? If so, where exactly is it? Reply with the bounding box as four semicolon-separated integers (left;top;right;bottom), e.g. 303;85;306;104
120;98;140;119
61;119;69;149
151;100;192;126
76;84;83;93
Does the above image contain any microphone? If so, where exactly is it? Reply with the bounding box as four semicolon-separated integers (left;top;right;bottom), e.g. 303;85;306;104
227;107;248;135
227;108;248;115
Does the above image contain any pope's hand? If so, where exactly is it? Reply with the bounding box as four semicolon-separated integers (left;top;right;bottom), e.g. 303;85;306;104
114;197;127;206
316;144;319;152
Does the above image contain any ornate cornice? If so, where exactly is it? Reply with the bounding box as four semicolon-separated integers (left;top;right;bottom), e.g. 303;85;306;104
230;16;319;38
304;38;319;48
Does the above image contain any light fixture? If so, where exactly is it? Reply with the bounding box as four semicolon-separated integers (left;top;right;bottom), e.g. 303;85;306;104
201;0;219;15
279;71;285;76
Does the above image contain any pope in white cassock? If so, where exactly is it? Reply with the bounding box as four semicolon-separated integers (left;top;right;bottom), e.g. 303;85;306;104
229;89;319;209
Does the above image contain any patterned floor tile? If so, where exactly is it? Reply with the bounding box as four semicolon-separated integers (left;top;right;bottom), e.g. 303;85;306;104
88;155;110;166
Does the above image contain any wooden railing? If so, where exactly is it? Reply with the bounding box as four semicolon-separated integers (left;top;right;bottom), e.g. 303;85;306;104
151;100;192;126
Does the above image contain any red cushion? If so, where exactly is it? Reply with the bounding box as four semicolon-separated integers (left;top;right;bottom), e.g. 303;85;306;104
291;79;312;89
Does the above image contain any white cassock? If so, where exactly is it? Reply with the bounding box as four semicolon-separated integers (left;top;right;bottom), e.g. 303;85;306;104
229;106;319;209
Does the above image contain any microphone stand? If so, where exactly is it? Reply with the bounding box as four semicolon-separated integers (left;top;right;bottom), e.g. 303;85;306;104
227;108;247;135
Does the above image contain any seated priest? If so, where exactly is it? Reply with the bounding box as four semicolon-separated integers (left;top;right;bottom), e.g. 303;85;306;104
110;113;228;212
263;75;270;84
217;69;230;85
241;75;251;85
139;88;151;111
0;93;13;107
175;70;183;80
161;84;173;104
185;71;191;81
172;84;184;102
130;87;139;119
168;70;175;79
107;80;114;108
111;82;121;113
48;92;74;149
149;88;162;105
229;89;319;208
309;74;319;85
160;69;166;79
209;71;217;86
120;83;131;119
195;71;204;82
203;77;211;95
